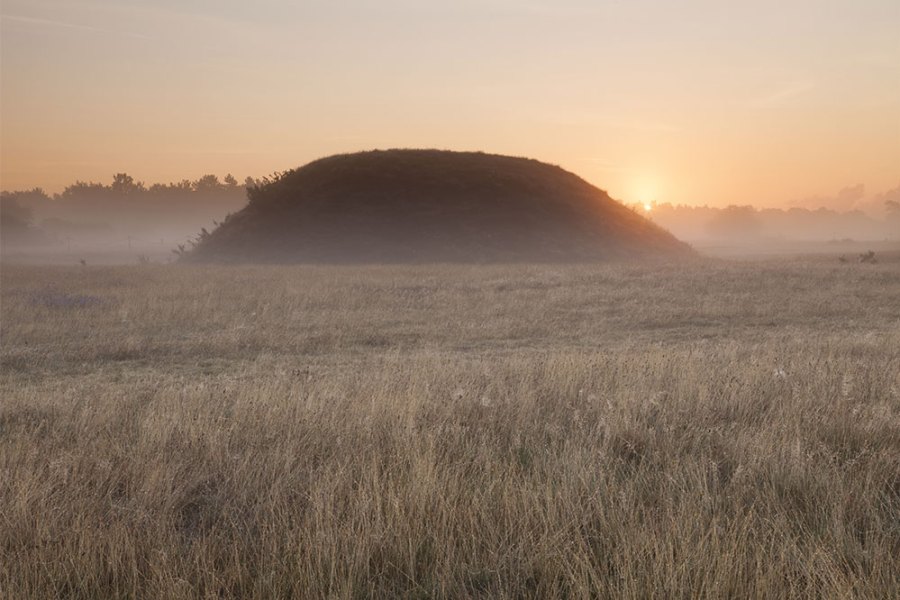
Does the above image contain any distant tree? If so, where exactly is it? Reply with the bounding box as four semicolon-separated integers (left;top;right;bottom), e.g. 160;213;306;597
887;200;900;235
58;181;107;201
193;174;221;193
0;188;51;210
110;173;145;196
4;172;248;239
705;205;763;240
1;190;51;244
1;193;34;225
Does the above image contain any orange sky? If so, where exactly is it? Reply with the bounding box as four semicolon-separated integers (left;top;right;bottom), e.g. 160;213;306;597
2;0;898;211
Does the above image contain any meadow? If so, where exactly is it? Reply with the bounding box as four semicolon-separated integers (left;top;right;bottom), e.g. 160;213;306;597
1;256;898;599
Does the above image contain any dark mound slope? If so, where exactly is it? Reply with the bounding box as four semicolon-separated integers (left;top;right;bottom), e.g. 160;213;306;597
187;150;692;263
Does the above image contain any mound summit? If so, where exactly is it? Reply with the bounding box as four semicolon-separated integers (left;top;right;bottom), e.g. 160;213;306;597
187;150;692;263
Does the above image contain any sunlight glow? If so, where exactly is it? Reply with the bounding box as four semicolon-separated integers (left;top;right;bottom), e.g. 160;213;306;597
1;1;898;207
633;176;658;210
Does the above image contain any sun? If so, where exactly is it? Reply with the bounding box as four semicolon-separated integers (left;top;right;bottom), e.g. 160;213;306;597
632;176;659;211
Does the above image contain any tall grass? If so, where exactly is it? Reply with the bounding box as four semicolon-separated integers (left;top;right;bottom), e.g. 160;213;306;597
1;258;898;598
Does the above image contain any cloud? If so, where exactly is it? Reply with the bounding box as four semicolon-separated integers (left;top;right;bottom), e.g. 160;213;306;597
577;158;635;172
527;110;683;134
0;13;152;39
872;183;900;215
791;183;900;216
791;184;865;211
747;80;815;109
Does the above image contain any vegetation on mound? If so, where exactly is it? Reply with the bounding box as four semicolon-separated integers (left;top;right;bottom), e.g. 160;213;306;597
186;150;692;263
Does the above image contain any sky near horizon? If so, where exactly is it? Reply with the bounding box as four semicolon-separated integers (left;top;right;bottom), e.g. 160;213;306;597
2;0;898;212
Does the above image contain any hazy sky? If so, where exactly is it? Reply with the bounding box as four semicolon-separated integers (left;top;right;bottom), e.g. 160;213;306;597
2;0;898;210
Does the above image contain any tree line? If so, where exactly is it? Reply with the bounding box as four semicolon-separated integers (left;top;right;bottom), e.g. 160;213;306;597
640;201;900;242
2;172;260;209
1;173;261;244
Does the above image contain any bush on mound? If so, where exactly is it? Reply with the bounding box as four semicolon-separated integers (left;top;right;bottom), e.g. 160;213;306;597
185;150;693;263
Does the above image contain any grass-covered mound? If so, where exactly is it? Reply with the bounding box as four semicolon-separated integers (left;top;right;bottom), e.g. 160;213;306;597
186;149;692;263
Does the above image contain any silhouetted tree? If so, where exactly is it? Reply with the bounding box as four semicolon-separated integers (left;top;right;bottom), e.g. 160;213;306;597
0;188;51;211
111;173;144;196
193;174;221;193
58;181;107;201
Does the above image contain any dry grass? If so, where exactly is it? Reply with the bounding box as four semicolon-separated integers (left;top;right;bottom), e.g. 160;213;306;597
1;257;899;599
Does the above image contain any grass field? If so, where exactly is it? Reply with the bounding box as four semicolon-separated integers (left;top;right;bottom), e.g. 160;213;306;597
1;256;899;598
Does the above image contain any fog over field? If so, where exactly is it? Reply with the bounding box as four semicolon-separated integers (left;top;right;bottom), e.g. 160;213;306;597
2;171;898;265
